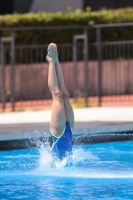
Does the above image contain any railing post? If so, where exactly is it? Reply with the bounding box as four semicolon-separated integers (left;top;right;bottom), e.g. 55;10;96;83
73;37;77;102
0;33;15;112
96;27;102;106
0;40;6;111
73;33;88;105
83;28;88;106
11;31;15;111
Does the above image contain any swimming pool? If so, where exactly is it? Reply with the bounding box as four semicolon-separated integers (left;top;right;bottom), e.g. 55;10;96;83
0;140;133;199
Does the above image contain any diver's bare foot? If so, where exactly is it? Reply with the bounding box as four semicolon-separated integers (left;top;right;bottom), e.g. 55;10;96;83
46;43;58;63
46;55;53;62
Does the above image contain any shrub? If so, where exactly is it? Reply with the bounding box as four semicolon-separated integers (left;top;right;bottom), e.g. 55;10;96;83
0;7;133;44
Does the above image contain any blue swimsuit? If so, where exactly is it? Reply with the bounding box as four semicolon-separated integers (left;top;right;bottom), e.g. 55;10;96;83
51;121;73;160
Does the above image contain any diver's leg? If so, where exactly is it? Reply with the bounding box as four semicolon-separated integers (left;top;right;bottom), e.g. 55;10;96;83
54;46;74;130
47;44;66;137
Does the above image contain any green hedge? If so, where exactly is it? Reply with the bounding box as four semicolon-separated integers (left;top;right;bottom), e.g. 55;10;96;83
1;7;133;44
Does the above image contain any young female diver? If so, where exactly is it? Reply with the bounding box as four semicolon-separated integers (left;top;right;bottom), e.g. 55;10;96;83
46;43;74;160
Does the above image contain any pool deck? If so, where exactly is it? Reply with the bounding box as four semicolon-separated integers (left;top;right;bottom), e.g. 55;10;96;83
0;107;133;142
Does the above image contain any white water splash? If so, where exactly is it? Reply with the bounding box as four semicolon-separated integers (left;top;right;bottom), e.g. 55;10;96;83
30;143;133;179
1;142;133;179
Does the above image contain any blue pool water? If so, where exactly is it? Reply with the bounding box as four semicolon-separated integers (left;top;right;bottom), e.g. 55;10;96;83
0;140;133;199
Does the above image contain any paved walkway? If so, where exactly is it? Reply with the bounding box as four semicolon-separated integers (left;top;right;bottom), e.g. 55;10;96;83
0;107;133;141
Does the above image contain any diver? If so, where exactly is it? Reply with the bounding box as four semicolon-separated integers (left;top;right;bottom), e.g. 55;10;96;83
46;43;74;160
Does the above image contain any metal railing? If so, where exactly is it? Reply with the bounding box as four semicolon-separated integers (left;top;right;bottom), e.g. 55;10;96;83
0;23;133;111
